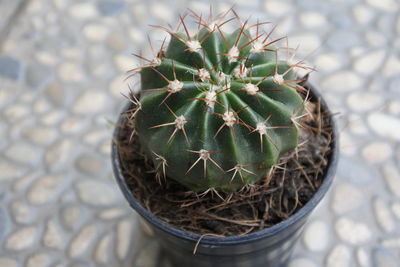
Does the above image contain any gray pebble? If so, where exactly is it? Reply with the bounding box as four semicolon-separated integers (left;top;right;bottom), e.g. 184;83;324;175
97;1;126;16
25;64;52;89
0;56;23;80
372;248;399;267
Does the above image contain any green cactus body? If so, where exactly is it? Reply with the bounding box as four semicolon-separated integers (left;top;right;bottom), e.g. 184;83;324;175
134;22;304;192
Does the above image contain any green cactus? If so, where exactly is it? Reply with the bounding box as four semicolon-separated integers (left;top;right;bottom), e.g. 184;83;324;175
132;12;307;192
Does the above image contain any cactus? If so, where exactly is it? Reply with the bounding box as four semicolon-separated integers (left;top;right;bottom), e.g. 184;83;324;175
131;10;309;192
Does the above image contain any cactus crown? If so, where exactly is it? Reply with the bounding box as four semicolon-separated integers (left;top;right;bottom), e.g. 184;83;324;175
130;9;310;192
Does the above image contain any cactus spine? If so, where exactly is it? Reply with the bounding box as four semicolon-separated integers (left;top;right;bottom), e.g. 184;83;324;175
132;10;308;192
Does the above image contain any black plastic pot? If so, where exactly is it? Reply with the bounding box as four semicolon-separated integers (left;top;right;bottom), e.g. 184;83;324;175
112;83;339;267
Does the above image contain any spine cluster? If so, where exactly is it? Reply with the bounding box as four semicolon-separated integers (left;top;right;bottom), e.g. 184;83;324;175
128;8;313;192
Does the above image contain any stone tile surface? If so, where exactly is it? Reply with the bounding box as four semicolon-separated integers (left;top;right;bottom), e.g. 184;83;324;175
0;0;399;266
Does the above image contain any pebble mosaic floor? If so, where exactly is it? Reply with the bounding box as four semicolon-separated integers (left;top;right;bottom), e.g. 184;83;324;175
0;0;400;266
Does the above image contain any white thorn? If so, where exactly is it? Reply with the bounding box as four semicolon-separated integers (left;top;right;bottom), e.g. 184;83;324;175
198;68;210;81
234;64;247;78
227;164;255;182
199;149;210;160
272;73;285;85
223;80;231;91
216;71;228;81
175;115;187;129
255;122;267;135
168;79;184;93
227;46;239;63
287;57;297;67
152;151;168;177
186;40;202;52
205;90;217;108
216;71;231;90
244;83;258;95
291;113;307;130
250;40;264;53
208;22;217;31
222;111;236;127
233;165;242;171
151;57;162;66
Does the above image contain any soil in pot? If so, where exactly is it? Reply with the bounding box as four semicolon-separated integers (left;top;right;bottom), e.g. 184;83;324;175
115;85;334;237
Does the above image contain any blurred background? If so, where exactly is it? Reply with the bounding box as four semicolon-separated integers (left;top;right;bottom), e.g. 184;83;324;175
0;0;399;266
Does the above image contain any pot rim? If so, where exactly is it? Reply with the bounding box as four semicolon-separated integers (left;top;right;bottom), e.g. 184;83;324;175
111;82;339;246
